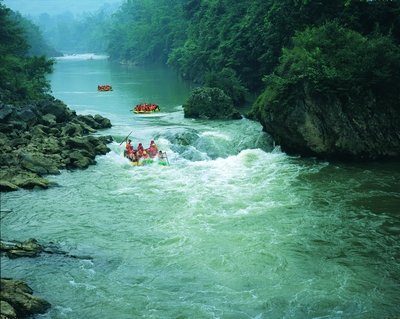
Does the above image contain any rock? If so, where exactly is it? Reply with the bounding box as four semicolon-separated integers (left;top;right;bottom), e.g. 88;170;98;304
1;239;43;259
40;113;57;126
183;87;242;120
0;181;18;192
36;98;73;123
94;114;112;128
0;278;51;318
67;150;94;169
11;174;49;189
77;114;99;129
19;154;60;176
61;122;83;137
1;239;93;260
0;300;17;319
0;97;113;191
253;83;400;160
65;137;96;156
0;239;39;258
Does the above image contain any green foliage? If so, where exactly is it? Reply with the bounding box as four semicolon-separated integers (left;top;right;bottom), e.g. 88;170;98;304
106;0;400;106
108;0;187;64
183;87;241;120
0;4;54;103
204;68;247;107
253;21;400;119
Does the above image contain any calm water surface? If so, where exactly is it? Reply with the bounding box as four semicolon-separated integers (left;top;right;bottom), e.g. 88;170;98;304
1;55;399;319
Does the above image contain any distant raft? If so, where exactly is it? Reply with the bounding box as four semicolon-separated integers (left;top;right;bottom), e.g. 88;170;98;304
98;85;113;91
133;103;160;114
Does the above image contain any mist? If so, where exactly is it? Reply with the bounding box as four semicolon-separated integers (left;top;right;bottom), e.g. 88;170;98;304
3;0;123;16
3;0;124;55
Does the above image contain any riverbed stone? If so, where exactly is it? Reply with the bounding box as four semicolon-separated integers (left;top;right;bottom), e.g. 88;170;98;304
0;300;17;319
0;278;51;318
0;181;19;192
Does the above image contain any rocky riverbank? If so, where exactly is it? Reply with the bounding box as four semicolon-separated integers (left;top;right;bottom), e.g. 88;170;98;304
0;97;113;191
0;239;94;319
0;97;113;317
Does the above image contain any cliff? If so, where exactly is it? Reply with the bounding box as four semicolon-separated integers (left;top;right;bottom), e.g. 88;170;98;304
254;83;400;160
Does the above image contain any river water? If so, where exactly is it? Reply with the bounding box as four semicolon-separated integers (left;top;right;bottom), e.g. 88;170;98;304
1;55;399;319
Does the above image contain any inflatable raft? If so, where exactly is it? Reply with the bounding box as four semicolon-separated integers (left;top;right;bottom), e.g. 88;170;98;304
98;85;113;91
133;103;160;114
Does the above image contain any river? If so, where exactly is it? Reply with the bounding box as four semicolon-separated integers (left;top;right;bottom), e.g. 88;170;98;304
1;54;399;319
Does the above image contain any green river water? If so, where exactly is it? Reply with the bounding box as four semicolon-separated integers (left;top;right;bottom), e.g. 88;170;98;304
1;54;399;319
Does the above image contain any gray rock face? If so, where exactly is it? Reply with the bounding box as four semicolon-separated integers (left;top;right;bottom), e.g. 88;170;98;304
0;97;113;191
256;85;400;160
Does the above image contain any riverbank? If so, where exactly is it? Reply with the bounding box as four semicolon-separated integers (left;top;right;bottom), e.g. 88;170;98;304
0;96;113;318
0;96;112;192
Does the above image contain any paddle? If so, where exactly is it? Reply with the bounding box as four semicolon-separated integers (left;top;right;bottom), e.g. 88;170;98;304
119;131;133;146
164;152;170;166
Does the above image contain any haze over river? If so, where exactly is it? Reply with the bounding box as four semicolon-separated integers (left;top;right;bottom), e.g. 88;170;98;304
1;55;399;318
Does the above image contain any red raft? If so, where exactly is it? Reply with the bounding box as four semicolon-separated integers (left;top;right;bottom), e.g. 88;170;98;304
98;85;113;91
133;103;160;114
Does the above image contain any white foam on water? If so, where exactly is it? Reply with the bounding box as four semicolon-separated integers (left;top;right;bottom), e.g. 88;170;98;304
55;53;109;61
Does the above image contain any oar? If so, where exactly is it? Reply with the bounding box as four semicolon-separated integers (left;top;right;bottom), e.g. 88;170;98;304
119;131;133;146
164;152;170;166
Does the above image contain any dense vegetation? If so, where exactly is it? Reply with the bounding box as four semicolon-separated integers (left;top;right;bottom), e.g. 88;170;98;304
0;3;54;103
108;0;400;101
253;21;400;119
108;0;187;64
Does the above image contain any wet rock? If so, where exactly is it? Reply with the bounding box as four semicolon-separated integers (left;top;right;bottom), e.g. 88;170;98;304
0;239;93;261
0;300;17;319
1;239;43;259
19;154;60;175
0;181;18;192
94;114;112;128
11;173;49;190
0;98;113;191
67;150;95;169
0;278;51;318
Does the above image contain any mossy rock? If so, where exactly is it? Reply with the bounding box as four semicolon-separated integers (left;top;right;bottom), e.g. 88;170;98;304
183;87;242;120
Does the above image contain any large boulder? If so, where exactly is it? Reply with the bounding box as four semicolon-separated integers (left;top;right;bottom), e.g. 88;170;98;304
183;87;242;120
253;84;400;160
0;278;51;318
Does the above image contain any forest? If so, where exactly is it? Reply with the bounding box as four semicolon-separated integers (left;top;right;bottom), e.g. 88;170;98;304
0;4;54;103
107;0;400;99
2;0;400;159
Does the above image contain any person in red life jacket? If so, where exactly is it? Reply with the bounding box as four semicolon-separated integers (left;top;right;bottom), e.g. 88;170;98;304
142;150;149;159
147;140;158;158
125;139;135;160
136;143;144;159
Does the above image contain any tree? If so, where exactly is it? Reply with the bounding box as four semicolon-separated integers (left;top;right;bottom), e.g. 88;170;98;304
0;4;54;103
